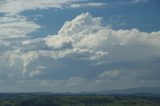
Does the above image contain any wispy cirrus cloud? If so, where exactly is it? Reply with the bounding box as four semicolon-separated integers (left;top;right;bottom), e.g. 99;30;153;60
0;0;72;15
70;2;107;8
0;0;106;15
0;15;40;39
118;0;149;4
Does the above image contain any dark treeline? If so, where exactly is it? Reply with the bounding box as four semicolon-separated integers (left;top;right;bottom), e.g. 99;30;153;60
0;94;159;106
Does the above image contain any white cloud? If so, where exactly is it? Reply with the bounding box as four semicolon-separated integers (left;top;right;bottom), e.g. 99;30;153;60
9;12;157;80
58;12;103;37
0;12;160;92
2;12;159;78
132;0;149;3
0;50;23;80
22;51;39;76
99;70;121;79
46;12;160;62
45;35;72;49
0;0;106;39
98;69;140;80
70;2;107;8
118;0;149;4
0;16;40;38
30;70;42;77
21;38;48;50
0;0;71;15
0;0;106;15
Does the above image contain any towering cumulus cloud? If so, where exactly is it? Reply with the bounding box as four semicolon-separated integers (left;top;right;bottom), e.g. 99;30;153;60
0;13;160;92
45;12;160;62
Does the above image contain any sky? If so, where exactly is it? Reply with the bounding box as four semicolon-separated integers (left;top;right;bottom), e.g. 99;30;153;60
0;0;160;93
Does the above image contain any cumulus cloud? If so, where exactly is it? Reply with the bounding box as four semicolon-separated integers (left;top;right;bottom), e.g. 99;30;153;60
46;12;160;62
0;12;160;92
11;13;159;80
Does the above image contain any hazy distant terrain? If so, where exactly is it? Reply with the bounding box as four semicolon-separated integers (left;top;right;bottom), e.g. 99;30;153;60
0;93;160;106
0;87;160;106
94;87;160;95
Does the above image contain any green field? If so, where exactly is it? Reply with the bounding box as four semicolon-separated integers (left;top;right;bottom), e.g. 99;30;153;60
0;94;160;106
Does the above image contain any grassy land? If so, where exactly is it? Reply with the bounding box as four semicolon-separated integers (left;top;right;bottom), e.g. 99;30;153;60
0;94;159;106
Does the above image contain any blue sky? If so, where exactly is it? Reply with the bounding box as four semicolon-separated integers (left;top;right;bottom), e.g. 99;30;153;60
0;0;160;92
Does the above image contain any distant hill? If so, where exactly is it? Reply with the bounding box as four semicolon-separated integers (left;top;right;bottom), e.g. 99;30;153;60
92;87;160;96
0;87;160;97
52;87;160;97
